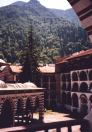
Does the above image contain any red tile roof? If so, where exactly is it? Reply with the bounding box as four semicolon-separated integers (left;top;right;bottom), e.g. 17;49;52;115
38;65;55;73
10;65;23;73
56;48;92;64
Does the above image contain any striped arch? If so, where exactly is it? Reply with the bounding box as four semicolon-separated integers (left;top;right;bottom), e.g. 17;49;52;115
26;97;33;114
34;96;39;112
67;0;92;42
0;97;14;127
16;97;24;115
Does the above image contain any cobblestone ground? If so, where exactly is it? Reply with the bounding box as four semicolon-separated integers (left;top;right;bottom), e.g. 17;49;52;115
33;111;81;132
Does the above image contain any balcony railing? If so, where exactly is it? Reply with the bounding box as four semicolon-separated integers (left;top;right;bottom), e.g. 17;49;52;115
0;119;89;132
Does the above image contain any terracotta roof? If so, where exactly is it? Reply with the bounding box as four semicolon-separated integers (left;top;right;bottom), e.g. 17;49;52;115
56;48;92;64
10;65;23;73
38;65;55;73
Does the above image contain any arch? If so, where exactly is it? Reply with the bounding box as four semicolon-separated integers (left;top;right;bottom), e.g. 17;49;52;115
61;83;66;91
89;95;92;103
72;72;78;81
67;83;71;91
61;74;66;82
26;97;33;114
80;94;88;116
0;98;14;127
89;95;92;111
66;74;71;81
79;71;87;81
34;97;39;112
89;70;92;80
61;92;66;105
89;83;92;92
72;83;79;92
80;94;88;104
66;92;71;105
80;82;88;92
72;93;79;108
16;98;24;115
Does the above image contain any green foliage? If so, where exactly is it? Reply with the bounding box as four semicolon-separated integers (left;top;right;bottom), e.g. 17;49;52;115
0;0;91;64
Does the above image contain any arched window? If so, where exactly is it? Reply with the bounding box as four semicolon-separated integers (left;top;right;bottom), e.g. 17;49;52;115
72;72;78;81
79;71;87;81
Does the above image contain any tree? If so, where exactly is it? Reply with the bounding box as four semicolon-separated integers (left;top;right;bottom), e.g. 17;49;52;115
19;23;40;82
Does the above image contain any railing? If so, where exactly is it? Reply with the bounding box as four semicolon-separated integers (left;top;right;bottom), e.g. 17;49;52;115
0;119;89;132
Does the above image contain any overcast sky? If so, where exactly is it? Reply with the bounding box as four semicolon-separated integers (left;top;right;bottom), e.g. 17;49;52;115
0;0;72;10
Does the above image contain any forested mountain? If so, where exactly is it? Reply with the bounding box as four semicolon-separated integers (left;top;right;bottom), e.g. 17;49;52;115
49;8;80;25
0;0;91;64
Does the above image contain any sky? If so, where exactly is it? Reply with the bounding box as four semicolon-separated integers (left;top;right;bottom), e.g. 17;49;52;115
0;0;72;10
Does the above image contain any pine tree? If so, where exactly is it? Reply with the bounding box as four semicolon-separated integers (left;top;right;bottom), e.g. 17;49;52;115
20;23;39;82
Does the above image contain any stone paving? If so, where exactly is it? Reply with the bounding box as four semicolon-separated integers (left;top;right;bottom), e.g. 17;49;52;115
33;111;81;132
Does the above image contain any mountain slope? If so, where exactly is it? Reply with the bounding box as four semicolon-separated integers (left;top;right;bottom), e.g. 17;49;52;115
0;0;91;64
49;8;80;25
11;0;56;17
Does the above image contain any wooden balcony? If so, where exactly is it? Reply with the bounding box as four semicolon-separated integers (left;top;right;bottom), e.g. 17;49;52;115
0;119;89;132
